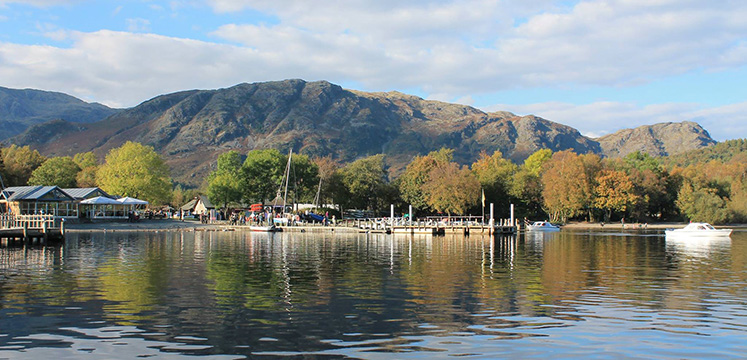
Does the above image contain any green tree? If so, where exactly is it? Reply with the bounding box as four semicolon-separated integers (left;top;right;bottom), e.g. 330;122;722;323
471;150;517;216
97;142;172;205
341;154;388;211
509;149;553;219
676;182;729;224
289;153;320;204
207;151;243;209
73;152;99;187
28;156;81;188
1;144;46;186
240;149;286;203
426;162;480;216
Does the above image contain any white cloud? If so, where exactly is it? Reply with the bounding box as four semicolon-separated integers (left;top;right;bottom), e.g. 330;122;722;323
487;101;747;141
126;18;151;32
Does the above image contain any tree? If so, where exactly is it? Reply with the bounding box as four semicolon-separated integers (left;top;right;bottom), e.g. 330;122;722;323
97;142;172;205
1;144;46;186
289;153;320;204
240;149;286;203
398;148;453;212
28;156;81;188
509;149;553;219
541;151;594;223
341;154;388;211
207;151;243;209
313;156;340;206
471;150;517;216
426;162;480;216
73;152;99;187
594;170;640;222
676;182;729;224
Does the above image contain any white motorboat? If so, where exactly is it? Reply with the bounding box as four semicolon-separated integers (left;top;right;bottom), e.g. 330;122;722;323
525;221;560;231
664;222;732;238
249;225;281;232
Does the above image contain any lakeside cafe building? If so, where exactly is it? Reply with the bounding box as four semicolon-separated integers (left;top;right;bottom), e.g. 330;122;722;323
0;186;148;221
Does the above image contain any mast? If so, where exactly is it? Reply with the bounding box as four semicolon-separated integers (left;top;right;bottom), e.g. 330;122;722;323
282;149;292;213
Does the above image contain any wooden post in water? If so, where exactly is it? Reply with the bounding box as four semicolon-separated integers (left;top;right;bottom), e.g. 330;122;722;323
489;203;494;235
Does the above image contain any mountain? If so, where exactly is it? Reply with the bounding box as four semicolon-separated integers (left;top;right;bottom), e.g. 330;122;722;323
0;86;119;140
7;80;716;186
595;121;717;158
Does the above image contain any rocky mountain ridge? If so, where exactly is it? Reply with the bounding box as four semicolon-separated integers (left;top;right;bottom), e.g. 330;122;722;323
5;80;716;186
0;86;119;140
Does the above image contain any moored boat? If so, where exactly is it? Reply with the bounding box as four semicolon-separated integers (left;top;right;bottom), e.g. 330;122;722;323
249;225;282;232
525;221;560;231
664;222;732;238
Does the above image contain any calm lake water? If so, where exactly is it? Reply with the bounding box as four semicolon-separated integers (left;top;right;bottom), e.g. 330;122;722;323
1;228;745;359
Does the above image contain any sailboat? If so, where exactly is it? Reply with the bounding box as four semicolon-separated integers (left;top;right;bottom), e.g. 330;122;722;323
250;149;293;232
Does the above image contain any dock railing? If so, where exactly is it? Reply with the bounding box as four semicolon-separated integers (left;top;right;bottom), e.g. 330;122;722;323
0;214;57;230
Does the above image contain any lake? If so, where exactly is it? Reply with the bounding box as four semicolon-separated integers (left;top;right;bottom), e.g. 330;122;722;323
1;228;745;359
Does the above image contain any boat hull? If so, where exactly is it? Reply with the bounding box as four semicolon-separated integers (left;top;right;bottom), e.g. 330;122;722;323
249;225;282;232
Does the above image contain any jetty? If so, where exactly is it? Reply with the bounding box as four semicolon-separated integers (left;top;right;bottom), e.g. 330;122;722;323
0;214;65;243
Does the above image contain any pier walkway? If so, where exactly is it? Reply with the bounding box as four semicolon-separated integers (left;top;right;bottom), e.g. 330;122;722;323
0;214;65;243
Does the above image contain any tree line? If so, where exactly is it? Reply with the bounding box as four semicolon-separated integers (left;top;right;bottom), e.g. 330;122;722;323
3;139;746;224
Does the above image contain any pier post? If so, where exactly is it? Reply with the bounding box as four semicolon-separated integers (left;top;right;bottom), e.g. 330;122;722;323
489;203;494;235
510;204;514;229
408;205;413;226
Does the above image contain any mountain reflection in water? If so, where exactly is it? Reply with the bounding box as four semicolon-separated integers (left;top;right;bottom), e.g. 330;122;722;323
1;229;745;359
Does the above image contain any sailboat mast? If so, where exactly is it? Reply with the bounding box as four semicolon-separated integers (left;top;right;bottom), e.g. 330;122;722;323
282;149;292;213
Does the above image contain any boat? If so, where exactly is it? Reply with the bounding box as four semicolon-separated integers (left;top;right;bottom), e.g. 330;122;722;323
249;224;282;232
525;221;560;231
665;222;732;238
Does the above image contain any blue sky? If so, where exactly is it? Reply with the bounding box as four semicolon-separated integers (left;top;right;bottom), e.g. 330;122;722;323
1;0;746;140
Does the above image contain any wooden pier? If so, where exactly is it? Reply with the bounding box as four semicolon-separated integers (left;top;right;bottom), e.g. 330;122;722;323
0;214;65;243
354;217;517;235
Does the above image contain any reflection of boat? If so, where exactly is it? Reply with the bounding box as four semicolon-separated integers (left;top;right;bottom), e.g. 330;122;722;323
249;225;282;232
665;222;732;238
525;221;560;231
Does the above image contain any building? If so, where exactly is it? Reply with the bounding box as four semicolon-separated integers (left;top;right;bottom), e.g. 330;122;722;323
0;186;77;217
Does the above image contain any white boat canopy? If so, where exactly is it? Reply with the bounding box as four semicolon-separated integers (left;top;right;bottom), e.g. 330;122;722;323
117;196;149;205
80;196;120;205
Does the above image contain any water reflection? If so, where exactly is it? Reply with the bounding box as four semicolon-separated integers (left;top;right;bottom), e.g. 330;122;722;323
0;230;745;358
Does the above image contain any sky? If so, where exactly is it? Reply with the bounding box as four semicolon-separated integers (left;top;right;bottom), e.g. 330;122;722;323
0;0;746;141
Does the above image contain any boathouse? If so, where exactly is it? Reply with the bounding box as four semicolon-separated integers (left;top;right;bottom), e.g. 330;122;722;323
0;186;77;217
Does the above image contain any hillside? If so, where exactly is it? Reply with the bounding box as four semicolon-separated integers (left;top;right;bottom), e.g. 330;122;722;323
7;80;717;186
595;121;716;157
664;139;747;167
0;86;119;140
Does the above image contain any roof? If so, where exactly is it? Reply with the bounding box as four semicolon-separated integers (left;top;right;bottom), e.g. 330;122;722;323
1;186;75;202
181;199;198;211
198;195;214;209
62;187;112;200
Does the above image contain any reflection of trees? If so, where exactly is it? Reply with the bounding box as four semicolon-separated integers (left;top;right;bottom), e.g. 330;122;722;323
96;235;171;324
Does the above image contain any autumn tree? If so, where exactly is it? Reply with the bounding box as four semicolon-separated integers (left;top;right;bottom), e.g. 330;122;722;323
541;151;598;223
398;148;453;212
426;162;480;216
312;156;340;206
28;156;81;188
594;170;640;222
1;144;46;186
97;142;172;205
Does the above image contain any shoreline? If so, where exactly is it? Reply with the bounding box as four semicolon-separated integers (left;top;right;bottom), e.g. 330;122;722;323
64;219;746;233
